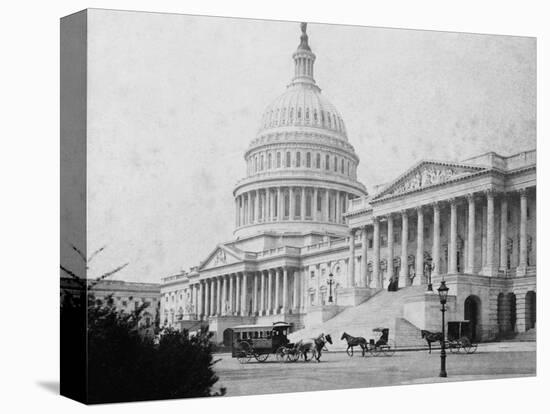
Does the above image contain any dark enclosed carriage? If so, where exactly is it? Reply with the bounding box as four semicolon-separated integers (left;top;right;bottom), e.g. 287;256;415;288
447;320;477;354
231;322;298;363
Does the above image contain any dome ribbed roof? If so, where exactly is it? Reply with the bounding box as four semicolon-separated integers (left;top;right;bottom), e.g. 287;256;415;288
258;83;348;140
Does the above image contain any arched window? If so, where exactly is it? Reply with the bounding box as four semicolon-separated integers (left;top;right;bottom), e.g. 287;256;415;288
268;153;272;169
321;111;325;125
284;193;290;217
313;110;318;123
334;156;338;172
306;192;312;217
341;158;344;173
277;152;281;168
298;108;302;120
347;161;350;176
260;154;264;171
317;192;322;212
325;154;330;170
286;151;291;168
316;153;321;168
254;156;258;172
306;152;311;168
305;108;310;122
296;152;301;167
290;108;294;122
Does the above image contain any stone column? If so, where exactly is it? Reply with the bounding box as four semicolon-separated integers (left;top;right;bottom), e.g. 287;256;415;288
316;264;321;305
518;189;528;271
260;270;266;315
282;267;289;313
313;187;319;221
449;198;458;274
217;277;223;316
204;279;211;317
211;278;216;316
325;189;331;222
414;207;424;286
248;193;253;224
335;191;341;224
235;273;241;316
348;229;356;287
229;274;234;315
500;196;508;270
253;272;259;315
301;187;306;220
254;190;260;223
221;276;227;316
399;211;409;287
465;193;476;274
293;269;299;311
361;226;368;287
484;189;496;275
240;196;245;226
372;217;380;288
274;269;280;314
198;281;204;319
268;269;273;315
432;203;440;277
387;214;394;284
269;189;277;221
240;272;248;316
289;187;295;220
277;187;283;221
235;198;239;227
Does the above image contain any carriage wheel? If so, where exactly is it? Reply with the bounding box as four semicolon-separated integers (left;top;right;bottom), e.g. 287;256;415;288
288;349;301;362
237;342;252;364
382;340;396;356
275;346;288;362
255;352;269;362
346;347;354;357
465;343;478;354
449;340;459;353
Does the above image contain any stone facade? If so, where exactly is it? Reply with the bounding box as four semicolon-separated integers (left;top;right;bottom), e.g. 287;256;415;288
160;24;536;343
61;277;160;329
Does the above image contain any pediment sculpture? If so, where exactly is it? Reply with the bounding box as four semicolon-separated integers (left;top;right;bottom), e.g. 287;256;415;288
390;165;469;196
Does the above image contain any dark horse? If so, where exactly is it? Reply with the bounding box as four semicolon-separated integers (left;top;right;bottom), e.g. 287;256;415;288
296;333;333;362
421;330;443;354
341;332;368;356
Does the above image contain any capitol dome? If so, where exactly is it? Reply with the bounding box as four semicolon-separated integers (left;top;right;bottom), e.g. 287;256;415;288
259;84;348;139
233;23;367;239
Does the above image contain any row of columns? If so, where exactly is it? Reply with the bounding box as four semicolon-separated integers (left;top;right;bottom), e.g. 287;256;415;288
190;268;301;318
235;187;352;227
348;188;532;288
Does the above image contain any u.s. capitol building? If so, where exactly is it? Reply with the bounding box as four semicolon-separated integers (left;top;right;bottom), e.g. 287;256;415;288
160;24;536;345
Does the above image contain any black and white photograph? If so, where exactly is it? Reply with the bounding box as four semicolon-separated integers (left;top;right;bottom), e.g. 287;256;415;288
2;1;548;413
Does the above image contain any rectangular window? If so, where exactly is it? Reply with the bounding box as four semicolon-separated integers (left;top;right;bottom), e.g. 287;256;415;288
334;156;338;172
277;152;281;168
325;154;330;170
296;152;301;167
286;152;291;167
368;239;373;248
316;154;321;168
306;152;311;167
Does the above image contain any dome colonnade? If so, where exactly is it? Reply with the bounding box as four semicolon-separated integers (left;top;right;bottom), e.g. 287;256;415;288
233;22;367;237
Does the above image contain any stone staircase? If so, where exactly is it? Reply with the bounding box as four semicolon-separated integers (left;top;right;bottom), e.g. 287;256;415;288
289;286;426;351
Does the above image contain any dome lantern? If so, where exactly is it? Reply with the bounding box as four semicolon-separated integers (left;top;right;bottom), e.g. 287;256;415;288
291;22;317;87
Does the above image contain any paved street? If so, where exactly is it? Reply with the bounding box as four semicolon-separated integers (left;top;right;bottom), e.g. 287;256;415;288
214;342;536;397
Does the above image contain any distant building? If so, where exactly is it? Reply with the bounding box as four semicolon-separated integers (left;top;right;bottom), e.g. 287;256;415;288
61;277;161;330
160;23;536;344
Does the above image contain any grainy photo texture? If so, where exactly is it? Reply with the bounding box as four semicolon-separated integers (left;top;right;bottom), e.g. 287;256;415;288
60;9;536;404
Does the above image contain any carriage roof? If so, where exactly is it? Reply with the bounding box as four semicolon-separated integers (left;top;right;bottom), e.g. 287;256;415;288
232;322;292;332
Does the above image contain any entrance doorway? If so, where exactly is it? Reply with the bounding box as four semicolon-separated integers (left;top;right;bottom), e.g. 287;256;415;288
526;291;536;330
507;293;517;332
464;295;481;342
223;328;233;347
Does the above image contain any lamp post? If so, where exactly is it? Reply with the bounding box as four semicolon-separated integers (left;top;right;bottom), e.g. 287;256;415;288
328;273;334;303
437;280;449;378
425;259;433;292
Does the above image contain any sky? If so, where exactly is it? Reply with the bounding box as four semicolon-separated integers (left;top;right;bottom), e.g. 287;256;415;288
83;9;536;283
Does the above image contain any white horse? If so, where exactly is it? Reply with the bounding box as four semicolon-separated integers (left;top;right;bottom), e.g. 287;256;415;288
295;333;333;362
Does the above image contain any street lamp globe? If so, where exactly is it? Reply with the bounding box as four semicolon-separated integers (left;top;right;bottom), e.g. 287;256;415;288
437;280;449;304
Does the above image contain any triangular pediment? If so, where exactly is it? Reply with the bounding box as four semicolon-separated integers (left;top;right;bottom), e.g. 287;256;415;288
199;244;242;271
373;161;487;200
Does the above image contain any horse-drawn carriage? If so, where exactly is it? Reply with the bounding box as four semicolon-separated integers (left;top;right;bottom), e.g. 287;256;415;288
231;322;300;363
447;320;478;354
341;327;396;357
